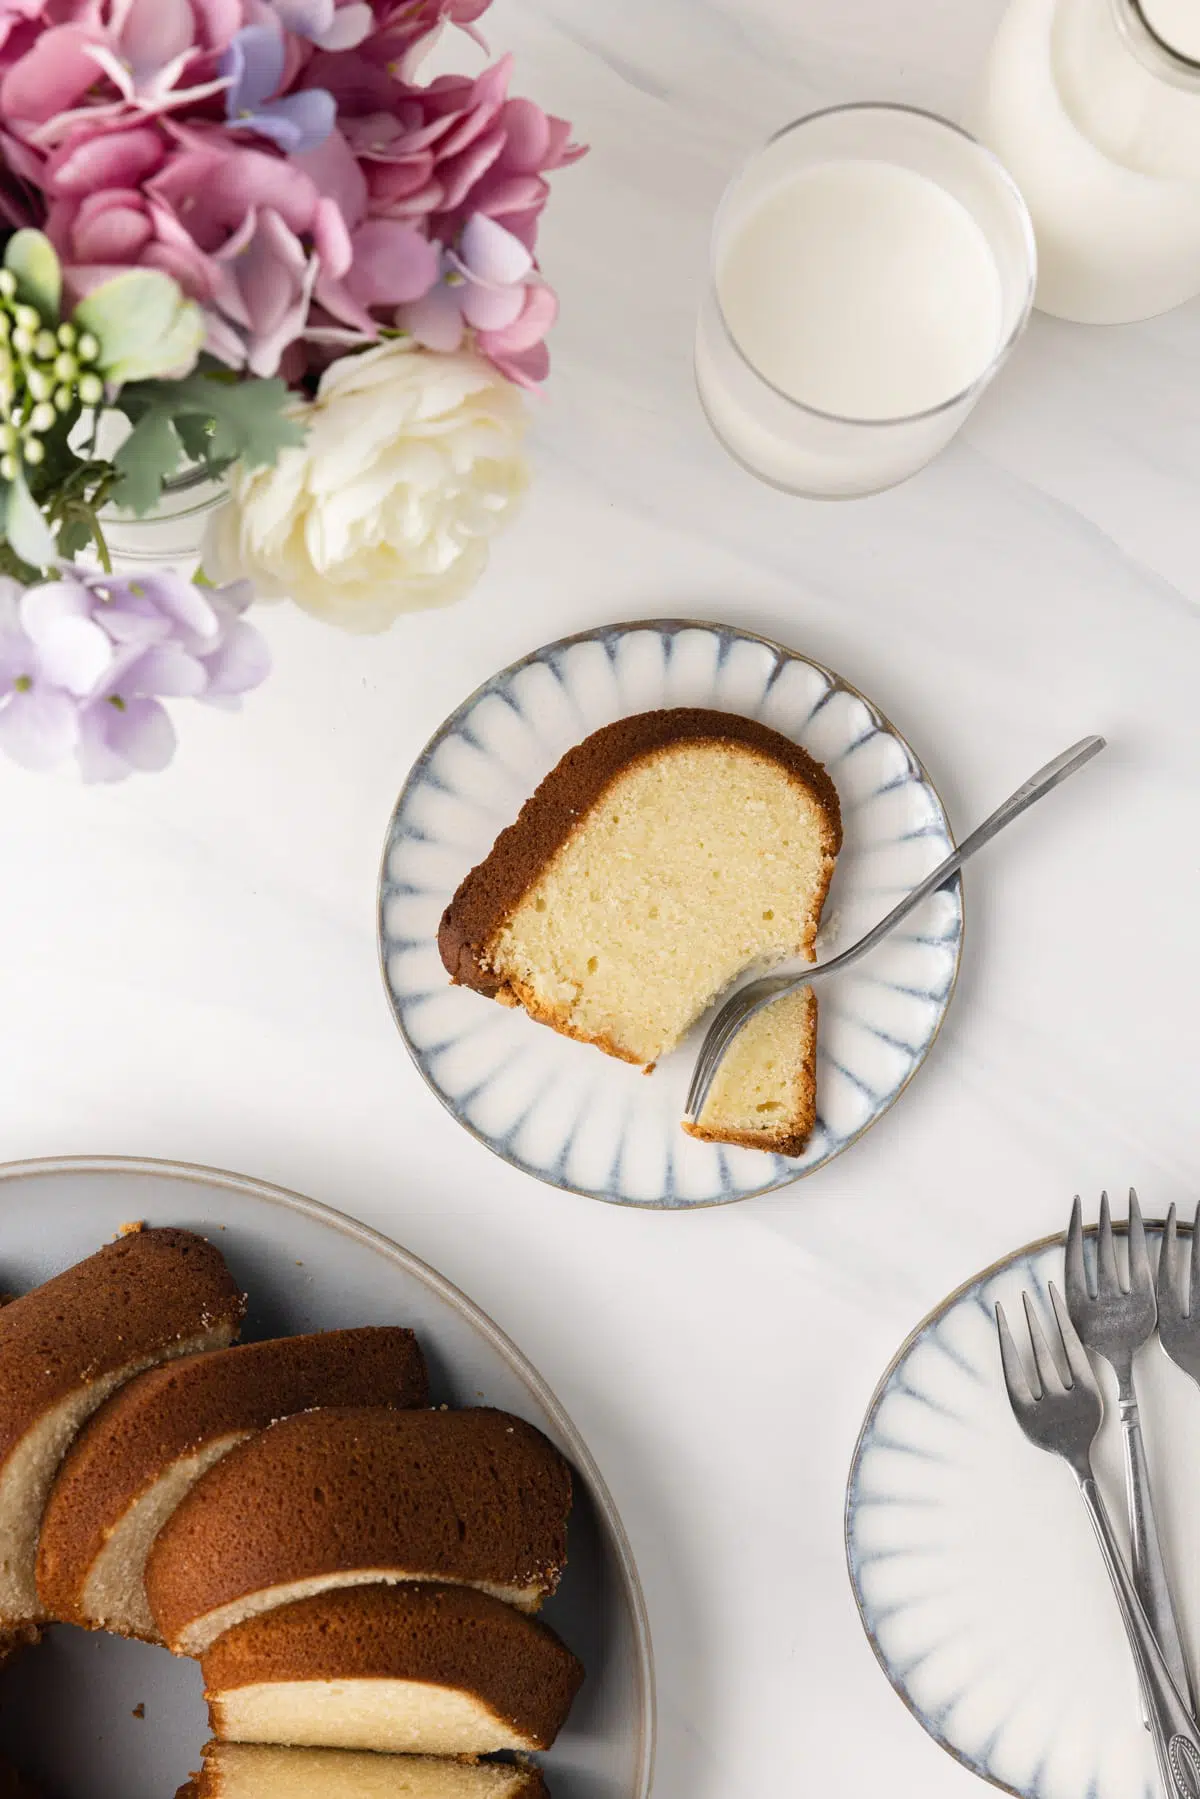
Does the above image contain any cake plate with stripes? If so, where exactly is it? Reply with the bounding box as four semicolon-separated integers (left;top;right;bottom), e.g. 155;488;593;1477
379;619;963;1208
846;1220;1200;1799
0;1156;653;1799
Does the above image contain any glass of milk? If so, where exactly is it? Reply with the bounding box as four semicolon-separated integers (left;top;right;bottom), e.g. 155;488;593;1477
694;104;1036;498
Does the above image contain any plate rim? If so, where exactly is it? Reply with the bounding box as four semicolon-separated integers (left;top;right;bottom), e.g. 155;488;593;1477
377;615;965;1209
843;1219;1179;1799
0;1151;656;1799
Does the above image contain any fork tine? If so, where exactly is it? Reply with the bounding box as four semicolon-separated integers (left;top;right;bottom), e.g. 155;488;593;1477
1096;1189;1121;1295
1189;1202;1200;1321
1064;1193;1089;1314
1023;1290;1066;1395
1127;1188;1152;1299
1158;1203;1181;1317
1048;1281;1094;1390
996;1301;1036;1410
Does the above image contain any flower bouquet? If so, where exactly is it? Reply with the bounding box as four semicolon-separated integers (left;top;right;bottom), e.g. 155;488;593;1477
0;0;582;776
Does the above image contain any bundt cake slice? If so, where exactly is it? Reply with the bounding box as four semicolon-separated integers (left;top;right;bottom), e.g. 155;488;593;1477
37;1326;429;1641
0;1227;244;1624
202;1583;582;1755
146;1407;572;1656
178;1743;548;1799
438;707;840;1149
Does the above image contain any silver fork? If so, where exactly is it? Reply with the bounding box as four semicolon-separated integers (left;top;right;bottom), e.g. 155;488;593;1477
1065;1189;1193;1709
683;734;1105;1124
1156;1203;1200;1388
997;1285;1200;1798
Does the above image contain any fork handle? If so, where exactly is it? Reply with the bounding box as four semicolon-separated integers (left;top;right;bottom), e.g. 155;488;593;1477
809;736;1106;982
1078;1472;1200;1797
1121;1395;1195;1712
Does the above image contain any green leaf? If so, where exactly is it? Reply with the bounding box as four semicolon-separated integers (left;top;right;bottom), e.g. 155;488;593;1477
75;270;205;385
109;410;183;516
56;513;95;559
174;413;215;465
2;466;56;571
115;367;305;482
5;229;60;320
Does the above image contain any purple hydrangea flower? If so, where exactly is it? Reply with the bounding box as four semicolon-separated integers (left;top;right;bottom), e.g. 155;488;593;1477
220;25;336;155
0;567;270;783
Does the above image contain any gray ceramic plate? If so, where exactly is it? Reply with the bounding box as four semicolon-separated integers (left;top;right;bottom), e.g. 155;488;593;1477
0;1155;654;1799
379;619;963;1209
845;1222;1200;1799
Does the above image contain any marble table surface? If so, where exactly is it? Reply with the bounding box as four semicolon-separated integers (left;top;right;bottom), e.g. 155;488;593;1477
2;1;1199;1794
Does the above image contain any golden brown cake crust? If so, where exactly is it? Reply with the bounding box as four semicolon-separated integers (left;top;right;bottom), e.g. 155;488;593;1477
438;706;843;994
145;1407;573;1650
0;1228;245;1470
203;1584;583;1752
37;1328;429;1628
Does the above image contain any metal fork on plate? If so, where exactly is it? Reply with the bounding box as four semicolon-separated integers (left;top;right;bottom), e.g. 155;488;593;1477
997;1285;1200;1797
1065;1189;1193;1708
1156;1203;1200;1390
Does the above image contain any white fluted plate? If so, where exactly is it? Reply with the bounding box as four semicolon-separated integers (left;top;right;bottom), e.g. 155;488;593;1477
379;620;962;1207
0;1156;653;1799
846;1223;1200;1799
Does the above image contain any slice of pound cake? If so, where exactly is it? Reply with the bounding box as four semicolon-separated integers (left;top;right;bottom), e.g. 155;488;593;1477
178;1743;548;1799
684;987;820;1156
439;707;840;1149
202;1583;583;1754
146;1407;572;1655
37;1326;429;1641
0;1227;244;1624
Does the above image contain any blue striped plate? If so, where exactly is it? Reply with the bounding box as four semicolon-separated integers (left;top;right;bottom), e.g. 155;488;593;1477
846;1225;1198;1799
378;620;962;1208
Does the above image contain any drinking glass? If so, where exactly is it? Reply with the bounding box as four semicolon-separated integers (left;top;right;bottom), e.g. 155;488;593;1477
694;103;1037;499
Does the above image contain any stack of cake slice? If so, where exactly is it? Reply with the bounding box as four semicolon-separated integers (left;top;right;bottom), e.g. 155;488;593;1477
0;1230;582;1799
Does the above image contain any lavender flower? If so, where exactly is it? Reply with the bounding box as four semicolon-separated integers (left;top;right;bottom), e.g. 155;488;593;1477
0;568;270;782
220;26;336;155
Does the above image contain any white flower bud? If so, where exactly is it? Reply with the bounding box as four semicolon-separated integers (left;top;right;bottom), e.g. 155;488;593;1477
0;271;16;300
26;369;51;402
29;401;56;433
0;454;15;480
54;386;73;412
0;424;16;452
76;333;100;363
22;437;44;464
14;305;40;333
10;328;33;355
53;352;77;383
56;322;76;347
33;330;55;360
78;372;104;405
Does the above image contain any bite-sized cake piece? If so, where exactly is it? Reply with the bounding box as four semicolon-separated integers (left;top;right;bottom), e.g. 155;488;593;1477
684;987;820;1156
438;708;841;1087
203;1583;583;1755
37;1327;429;1641
147;1407;572;1656
177;1743;548;1799
0;1227;245;1623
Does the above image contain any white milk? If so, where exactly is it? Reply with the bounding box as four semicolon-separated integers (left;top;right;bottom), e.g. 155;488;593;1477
975;0;1200;320
694;107;1034;498
716;159;1004;421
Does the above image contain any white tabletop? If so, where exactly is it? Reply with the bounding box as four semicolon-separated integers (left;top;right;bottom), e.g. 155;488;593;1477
2;2;1198;1795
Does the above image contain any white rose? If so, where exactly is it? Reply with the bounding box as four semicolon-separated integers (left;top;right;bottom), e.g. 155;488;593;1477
204;342;530;633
